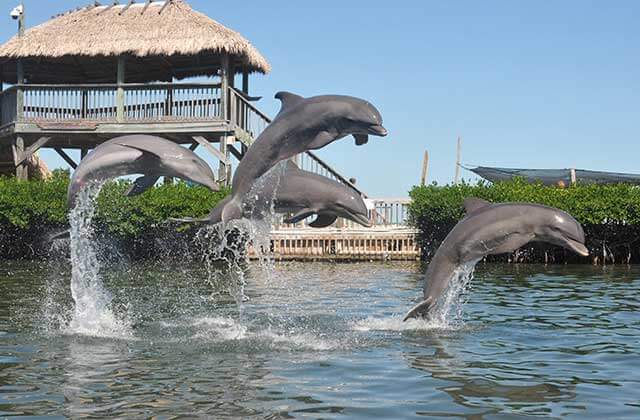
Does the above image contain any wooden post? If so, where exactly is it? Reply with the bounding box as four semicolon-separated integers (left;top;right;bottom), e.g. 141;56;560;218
454;136;461;184
420;150;429;186
570;168;577;185
15;2;25;121
219;135;229;186
242;67;249;94
16;60;24;121
14;136;27;180
220;54;230;121
116;56;126;122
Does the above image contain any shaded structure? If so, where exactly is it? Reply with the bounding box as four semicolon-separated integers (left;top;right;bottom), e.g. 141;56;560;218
469;166;640;186
0;0;357;194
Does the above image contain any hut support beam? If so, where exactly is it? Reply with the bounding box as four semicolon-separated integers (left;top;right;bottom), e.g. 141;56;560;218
228;144;243;161
15;136;51;166
116;56;126;122
13;136;27;180
220;54;230;121
16;61;24;121
242;68;249;94
54;148;78;170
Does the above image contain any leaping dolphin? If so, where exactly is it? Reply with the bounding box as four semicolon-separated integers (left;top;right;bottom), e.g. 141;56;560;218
67;135;218;209
219;91;387;223
173;161;372;228
403;198;589;321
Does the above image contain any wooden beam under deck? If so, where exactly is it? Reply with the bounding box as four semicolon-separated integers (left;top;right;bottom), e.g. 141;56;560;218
54;148;78;169
0;120;231;148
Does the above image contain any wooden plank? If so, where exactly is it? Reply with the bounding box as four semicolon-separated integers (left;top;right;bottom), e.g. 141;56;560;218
54;148;78;169
16;136;51;165
36;122;97;130
228;144;243;160
192;135;229;165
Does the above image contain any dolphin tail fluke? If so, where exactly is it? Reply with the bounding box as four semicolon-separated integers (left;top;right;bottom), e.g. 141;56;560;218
221;197;243;225
402;297;434;322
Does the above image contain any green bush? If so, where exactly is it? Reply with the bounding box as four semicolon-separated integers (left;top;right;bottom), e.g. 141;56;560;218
0;173;229;258
408;179;640;263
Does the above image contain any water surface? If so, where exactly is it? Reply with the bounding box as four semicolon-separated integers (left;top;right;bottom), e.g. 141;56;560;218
1;261;639;418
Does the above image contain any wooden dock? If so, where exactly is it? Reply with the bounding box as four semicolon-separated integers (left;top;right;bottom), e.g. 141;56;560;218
266;226;420;261
248;198;419;261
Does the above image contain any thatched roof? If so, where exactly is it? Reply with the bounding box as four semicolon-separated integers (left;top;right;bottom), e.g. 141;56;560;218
0;0;270;83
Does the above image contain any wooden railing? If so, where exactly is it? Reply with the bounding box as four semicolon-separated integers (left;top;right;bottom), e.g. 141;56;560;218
370;198;411;226
0;88;17;126
275;198;412;229
3;83;223;122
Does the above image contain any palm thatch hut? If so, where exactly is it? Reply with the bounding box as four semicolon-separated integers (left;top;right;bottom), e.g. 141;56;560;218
0;0;272;182
0;0;270;83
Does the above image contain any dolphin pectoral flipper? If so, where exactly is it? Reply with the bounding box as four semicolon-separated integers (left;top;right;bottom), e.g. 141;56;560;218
283;208;317;224
307;131;336;150
309;213;337;228
126;175;159;196
402;297;434;321
353;134;369;146
489;233;536;255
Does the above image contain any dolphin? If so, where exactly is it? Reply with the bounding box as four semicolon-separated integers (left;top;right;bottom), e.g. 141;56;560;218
403;198;589;321
173;161;372;228
219;91;387;223
67;134;218;209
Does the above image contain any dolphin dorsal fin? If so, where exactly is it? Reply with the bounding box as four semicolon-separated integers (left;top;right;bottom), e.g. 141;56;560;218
275;91;304;115
463;197;491;214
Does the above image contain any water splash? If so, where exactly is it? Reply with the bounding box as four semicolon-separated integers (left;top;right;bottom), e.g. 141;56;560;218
65;182;132;338
428;262;475;327
194;163;287;306
355;263;476;332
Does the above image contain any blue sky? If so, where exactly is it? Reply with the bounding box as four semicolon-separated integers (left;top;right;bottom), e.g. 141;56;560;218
2;1;638;197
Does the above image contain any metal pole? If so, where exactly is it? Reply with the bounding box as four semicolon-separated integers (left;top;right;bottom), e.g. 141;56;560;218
454;136;461;184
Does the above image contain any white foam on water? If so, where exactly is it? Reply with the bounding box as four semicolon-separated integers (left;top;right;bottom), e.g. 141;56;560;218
354;263;476;332
65;182;133;339
170;316;336;350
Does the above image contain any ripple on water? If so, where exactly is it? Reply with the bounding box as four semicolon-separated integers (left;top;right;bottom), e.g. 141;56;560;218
1;262;639;419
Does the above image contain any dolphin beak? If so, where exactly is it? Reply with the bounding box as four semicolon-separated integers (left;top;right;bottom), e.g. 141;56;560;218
354;213;373;227
199;177;220;192
564;238;589;257
368;125;388;137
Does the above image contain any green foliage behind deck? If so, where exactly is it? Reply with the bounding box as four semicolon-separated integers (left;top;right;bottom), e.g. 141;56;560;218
409;179;640;263
0;171;229;259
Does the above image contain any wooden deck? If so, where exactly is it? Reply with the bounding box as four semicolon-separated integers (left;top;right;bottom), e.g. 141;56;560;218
259;226;420;261
252;198;418;261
